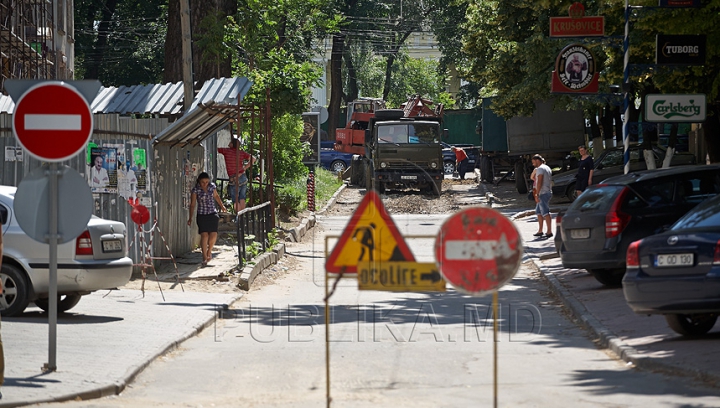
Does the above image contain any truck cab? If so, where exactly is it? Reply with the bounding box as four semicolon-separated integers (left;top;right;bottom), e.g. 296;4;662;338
363;111;444;194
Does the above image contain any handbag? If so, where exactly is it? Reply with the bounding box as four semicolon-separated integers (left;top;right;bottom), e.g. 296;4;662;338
527;191;535;201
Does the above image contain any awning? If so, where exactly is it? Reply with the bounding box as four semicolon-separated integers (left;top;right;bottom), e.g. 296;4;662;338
152;77;253;147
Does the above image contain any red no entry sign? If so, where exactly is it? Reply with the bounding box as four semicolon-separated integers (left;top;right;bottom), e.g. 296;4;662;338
12;82;93;162
434;207;523;295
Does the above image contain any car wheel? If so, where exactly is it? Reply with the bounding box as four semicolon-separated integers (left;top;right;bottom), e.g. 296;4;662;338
566;182;578;201
34;294;83;314
587;268;624;287
330;160;347;174
443;161;456;175
0;264;30;317
665;313;718;336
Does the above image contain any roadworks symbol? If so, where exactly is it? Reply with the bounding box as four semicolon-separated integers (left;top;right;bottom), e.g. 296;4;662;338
325;190;414;274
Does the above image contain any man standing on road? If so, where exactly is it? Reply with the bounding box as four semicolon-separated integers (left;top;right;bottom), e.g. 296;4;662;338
575;145;594;197
451;146;469;180
218;138;256;212
532;154;553;238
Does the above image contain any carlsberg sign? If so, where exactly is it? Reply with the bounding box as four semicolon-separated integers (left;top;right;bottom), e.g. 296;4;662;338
645;94;706;122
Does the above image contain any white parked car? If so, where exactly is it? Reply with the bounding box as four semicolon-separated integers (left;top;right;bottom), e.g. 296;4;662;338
0;186;133;316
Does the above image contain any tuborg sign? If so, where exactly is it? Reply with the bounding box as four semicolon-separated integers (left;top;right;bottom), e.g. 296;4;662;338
656;34;706;65
644;94;706;123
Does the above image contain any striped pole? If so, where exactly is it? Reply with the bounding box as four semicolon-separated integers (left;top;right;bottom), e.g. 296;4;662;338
623;0;631;174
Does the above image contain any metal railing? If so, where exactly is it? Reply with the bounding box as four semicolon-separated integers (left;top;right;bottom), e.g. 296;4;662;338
236;201;273;268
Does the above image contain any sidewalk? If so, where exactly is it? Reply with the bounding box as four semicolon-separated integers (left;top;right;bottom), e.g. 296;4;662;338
0;289;240;407
514;210;720;387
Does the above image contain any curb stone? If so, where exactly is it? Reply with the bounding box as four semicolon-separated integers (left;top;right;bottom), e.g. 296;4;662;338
235;181;335;289
516;209;720;385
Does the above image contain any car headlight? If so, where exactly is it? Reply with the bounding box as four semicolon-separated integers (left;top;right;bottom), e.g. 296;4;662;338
380;162;388;168
430;162;437;169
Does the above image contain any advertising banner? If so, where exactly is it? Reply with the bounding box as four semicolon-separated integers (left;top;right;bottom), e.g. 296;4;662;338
644;94;706;122
657;35;706;65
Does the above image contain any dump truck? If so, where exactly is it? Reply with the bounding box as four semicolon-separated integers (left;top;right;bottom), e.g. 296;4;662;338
335;96;445;194
477;99;586;193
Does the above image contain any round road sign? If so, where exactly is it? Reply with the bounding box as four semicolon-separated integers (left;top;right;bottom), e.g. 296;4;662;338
14;165;93;244
12;82;93;162
434;207;523;295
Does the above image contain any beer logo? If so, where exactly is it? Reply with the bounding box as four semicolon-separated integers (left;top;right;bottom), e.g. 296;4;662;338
556;44;596;91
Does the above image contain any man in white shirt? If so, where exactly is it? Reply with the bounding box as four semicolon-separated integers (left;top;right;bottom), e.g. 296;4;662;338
89;155;109;188
532;154;553;238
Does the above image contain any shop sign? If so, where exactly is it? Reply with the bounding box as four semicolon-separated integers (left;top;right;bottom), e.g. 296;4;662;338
645;94;706;122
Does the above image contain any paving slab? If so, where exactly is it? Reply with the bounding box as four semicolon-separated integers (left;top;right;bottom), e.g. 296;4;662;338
0;289;240;407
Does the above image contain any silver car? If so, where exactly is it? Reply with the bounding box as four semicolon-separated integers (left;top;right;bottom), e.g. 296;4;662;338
0;186;133;316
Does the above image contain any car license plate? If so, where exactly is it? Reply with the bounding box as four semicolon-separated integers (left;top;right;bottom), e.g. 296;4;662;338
401;175;417;180
656;253;694;267
569;228;590;239
102;240;122;253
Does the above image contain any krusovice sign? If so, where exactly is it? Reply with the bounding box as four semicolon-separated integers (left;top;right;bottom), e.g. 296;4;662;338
645;94;706;123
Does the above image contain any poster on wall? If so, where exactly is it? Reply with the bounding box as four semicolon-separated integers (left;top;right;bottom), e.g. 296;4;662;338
183;157;200;209
87;146;118;193
301;112;321;165
5;146;22;162
132;148;148;193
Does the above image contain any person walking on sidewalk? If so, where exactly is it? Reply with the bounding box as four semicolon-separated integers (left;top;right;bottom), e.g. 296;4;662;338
188;172;227;267
575;145;594;197
532;154;553;238
218;138;256;212
452;146;469;180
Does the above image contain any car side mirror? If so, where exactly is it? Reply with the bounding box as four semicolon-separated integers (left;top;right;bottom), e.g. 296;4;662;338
0;206;7;224
596;163;604;170
365;130;371;144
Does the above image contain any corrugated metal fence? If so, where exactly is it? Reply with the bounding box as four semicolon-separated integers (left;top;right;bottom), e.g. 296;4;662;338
0;113;201;264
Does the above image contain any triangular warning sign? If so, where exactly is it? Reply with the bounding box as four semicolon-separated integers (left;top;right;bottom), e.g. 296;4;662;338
325;190;415;274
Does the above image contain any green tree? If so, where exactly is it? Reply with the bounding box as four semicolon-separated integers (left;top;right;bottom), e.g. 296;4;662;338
351;51;451;108
75;0;167;85
264;114;310;182
225;0;341;116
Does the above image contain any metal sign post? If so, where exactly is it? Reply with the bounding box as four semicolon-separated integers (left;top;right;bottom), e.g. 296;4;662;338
434;207;523;407
47;163;59;371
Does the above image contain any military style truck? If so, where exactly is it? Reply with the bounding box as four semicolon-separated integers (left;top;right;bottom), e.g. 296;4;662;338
336;96;445;195
360;110;444;194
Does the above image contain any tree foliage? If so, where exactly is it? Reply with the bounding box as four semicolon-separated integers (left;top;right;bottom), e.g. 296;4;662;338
75;0;166;85
347;48;452;107
224;0;341;116
458;0;720;158
262;114;310;182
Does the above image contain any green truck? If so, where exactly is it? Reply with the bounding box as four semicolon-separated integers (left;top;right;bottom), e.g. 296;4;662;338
348;109;445;195
474;99;586;193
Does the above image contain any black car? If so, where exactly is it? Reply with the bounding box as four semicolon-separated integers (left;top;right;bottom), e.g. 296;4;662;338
552;145;696;201
555;165;720;286
440;142;479;175
623;193;720;336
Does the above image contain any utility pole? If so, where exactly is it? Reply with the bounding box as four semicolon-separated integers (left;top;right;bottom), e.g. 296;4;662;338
180;0;194;111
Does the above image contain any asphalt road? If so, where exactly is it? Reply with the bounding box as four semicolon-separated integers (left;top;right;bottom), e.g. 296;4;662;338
32;210;720;408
